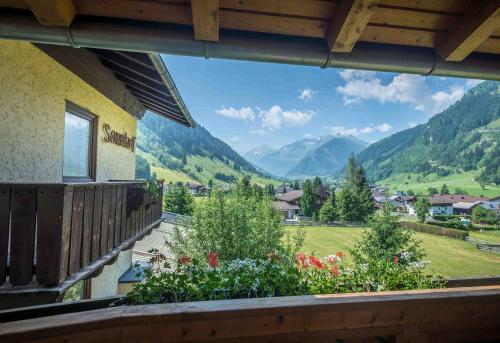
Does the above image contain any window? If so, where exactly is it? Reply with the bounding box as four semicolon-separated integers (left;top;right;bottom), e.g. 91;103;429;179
63;103;97;181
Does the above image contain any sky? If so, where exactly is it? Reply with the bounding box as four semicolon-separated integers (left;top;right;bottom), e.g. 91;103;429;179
161;54;483;154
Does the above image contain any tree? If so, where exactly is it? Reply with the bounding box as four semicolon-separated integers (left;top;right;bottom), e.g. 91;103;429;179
312;176;322;189
453;187;469;195
264;184;275;196
292;180;300;190
414;197;431;223
344;154;357;189
164;184;194;215
252;184;263;198
341;155;375;222
319;201;336;222
236;176;252;197
352;205;424;265
329;188;336;208
337;188;360;222
207;179;213;188
407;189;415;196
440;183;450;195
427;187;439;195
135;155;151;179
300;180;315;217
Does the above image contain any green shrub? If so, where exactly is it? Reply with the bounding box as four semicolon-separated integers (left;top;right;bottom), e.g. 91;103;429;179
167;188;304;262
403;221;469;240
163;184;194;215
471;224;500;231
427;220;468;231
433;214;469;222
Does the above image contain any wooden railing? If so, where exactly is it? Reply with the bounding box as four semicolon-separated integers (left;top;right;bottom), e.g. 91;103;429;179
0;285;498;342
0;181;163;288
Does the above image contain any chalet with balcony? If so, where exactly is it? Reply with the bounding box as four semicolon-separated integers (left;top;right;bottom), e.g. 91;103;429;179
0;40;194;308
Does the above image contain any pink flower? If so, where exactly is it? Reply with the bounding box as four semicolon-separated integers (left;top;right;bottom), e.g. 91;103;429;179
308;256;327;270
207;252;219;268
330;265;340;276
335;251;345;259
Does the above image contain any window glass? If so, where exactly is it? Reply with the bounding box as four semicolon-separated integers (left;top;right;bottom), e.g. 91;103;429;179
63;111;91;179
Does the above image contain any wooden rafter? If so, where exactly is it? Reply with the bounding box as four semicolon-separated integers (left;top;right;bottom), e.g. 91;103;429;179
326;0;380;52
24;0;75;27
437;0;500;62
191;0;219;41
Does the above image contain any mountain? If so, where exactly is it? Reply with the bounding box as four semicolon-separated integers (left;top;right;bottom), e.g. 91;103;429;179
249;136;334;177
357;81;500;187
136;112;278;186
243;145;275;165
286;136;368;178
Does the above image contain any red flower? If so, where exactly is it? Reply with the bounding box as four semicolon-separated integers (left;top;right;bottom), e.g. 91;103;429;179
335;251;345;259
207;252;219;268
393;255;399;264
178;255;192;265
330;265;340;276
308;256;327;270
296;253;307;265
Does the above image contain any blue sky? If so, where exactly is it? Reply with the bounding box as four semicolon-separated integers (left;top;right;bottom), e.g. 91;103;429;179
162;54;482;154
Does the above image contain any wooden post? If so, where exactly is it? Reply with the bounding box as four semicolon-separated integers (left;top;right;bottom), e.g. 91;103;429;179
0;185;10;284
36;185;73;286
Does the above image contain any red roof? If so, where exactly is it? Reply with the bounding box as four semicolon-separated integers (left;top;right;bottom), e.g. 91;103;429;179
427;195;489;205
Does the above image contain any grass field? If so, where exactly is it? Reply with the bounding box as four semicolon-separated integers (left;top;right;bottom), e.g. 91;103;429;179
379;171;500;198
287;226;500;277
469;230;500;243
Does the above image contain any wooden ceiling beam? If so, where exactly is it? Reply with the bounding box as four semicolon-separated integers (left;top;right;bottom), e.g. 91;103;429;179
437;0;500;62
24;0;76;27
326;0;380;52
191;0;219;41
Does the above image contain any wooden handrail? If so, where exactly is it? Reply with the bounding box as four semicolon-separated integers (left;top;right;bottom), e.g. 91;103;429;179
0;181;163;289
0;285;499;342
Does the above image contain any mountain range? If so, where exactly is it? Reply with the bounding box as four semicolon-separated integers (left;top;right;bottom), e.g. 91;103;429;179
244;136;367;178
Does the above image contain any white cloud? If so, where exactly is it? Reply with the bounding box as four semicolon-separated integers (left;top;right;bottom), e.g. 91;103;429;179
466;79;482;88
431;86;465;113
249;128;270;136
259;105;315;130
304;133;312;138
215;106;255;121
229;135;240;142
299;88;316;102
336;69;466;115
326;123;393;137
408;121;418;128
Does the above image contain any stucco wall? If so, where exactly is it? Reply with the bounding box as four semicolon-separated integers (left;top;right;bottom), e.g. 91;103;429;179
0;40;137;182
90;249;132;298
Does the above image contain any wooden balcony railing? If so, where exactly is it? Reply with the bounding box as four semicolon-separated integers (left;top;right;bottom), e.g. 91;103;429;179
0;285;499;342
0;181;163;289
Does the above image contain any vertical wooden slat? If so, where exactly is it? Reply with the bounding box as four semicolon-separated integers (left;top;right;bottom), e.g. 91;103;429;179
10;186;37;285
120;185;127;242
114;185;122;247
0;185;11;284
36;185;70;286
100;186;110;256
69;187;84;275
91;185;103;262
81;185;95;268
107;186;117;250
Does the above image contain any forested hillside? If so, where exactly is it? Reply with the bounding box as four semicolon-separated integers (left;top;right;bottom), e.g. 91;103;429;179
357;81;500;187
136;113;278;185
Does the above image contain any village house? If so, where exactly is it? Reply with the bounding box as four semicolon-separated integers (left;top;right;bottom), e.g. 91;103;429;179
428;195;490;216
274;185;330;218
453;200;500;215
271;201;300;221
0;40;193;308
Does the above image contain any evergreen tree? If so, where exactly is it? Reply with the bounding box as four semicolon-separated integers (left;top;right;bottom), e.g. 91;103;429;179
207;179;213;188
414;197;431;223
427;187;439;195
181;153;187;165
440;183;450;195
237;176;253;197
164;184;194;215
341;155;375;222
252;184;264;198
312;176;322;189
319;201;337;222
344;154;358;189
292;180;300;190
337;188;360;222
264;184;275;196
329;188;336;208
300;180;315;217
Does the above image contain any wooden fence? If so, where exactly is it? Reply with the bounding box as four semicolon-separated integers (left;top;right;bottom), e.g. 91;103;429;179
0;181;163;288
476;243;500;254
0;285;499;342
